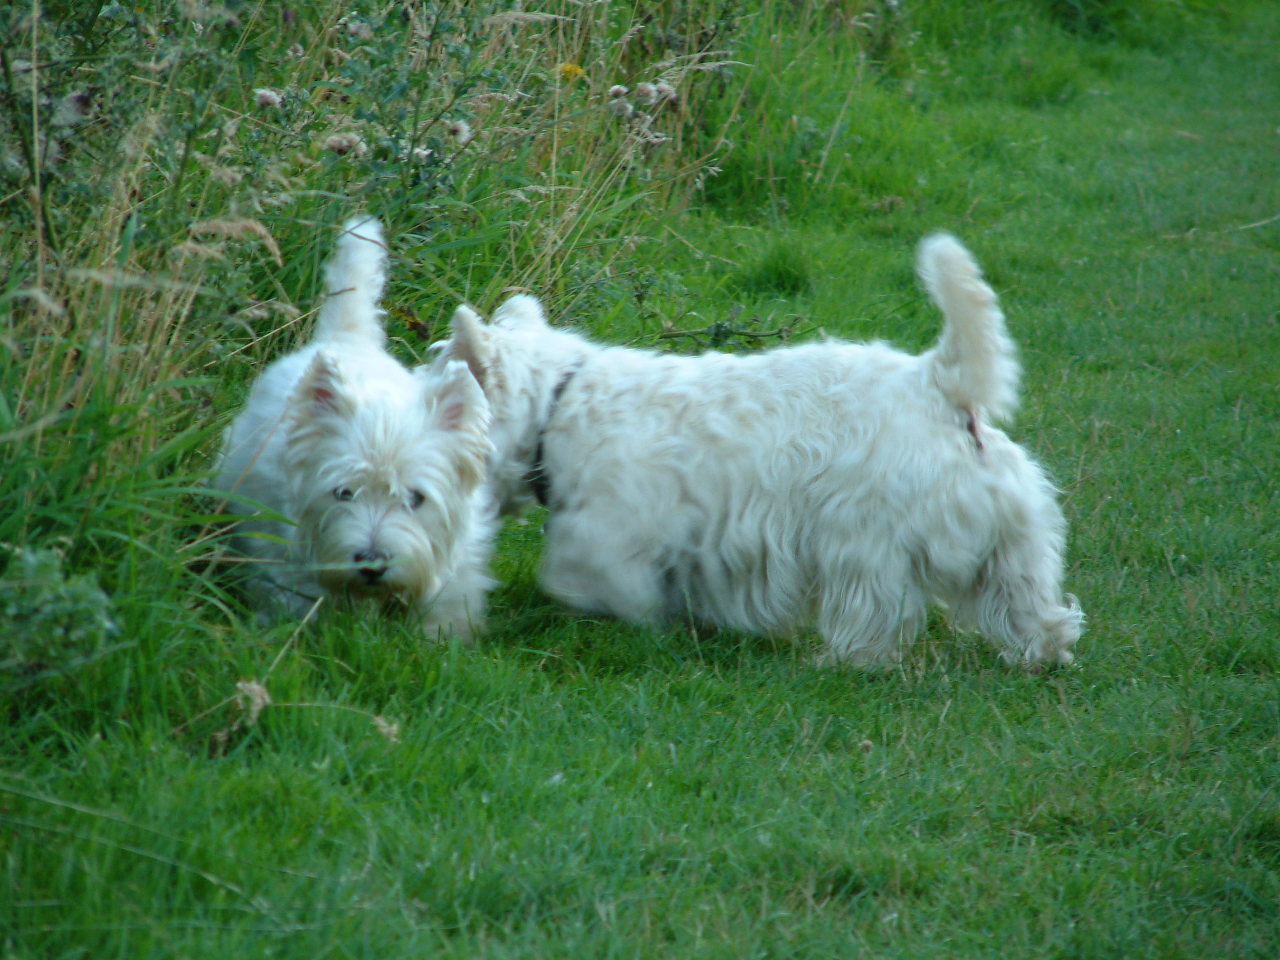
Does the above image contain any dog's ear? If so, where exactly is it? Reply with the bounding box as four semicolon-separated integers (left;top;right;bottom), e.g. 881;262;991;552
448;305;493;390
491;294;547;330
424;360;490;435
422;361;491;489
291;352;356;421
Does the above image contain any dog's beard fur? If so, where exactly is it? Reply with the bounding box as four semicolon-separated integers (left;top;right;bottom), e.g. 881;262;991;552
215;219;495;638
443;234;1083;668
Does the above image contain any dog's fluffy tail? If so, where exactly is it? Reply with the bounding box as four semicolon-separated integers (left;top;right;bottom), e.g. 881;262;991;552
919;233;1020;423
313;217;388;344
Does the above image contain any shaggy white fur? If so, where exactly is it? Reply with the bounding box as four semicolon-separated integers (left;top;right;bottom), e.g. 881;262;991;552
215;218;496;639
443;232;1083;668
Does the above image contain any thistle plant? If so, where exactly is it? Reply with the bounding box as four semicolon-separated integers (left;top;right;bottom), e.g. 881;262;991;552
0;0;732;547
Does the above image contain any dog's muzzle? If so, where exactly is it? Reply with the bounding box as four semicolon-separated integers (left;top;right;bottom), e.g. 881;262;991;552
354;549;390;584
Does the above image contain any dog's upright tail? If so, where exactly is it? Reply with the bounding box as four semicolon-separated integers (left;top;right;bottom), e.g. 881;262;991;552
313;217;388;344
919;233;1020;423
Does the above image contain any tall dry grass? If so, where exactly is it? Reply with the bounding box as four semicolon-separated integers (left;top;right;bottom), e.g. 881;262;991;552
0;0;750;693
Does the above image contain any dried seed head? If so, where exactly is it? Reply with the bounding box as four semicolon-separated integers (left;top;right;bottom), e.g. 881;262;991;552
51;91;92;128
633;82;658;106
254;88;283;109
608;84;628;99
342;16;373;39
372;715;401;743
607;98;634;120
324;132;366;157
235;680;272;727
211;165;244;186
446;119;473;145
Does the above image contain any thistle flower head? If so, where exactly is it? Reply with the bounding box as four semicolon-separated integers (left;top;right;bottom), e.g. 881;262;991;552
324;132;366;157
633;82;658;106
446;118;473;145
254;88;283;109
339;15;373;40
608;84;628;99
51;91;92;128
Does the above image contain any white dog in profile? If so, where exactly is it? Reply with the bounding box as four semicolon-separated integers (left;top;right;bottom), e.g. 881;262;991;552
443;233;1082;667
215;218;495;639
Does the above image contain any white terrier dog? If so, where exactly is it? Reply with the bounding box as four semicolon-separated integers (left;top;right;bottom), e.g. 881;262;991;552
215;218;495;639
443;233;1082;667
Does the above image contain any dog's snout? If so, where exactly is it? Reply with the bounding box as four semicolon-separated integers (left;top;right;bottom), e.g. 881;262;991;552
354;549;390;582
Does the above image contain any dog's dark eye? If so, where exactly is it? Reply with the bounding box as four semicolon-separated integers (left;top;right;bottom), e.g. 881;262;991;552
408;489;426;509
334;487;354;501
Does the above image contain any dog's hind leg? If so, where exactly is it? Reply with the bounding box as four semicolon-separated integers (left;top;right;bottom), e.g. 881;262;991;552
956;530;1083;667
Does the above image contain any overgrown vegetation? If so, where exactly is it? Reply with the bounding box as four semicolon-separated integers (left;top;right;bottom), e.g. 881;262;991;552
3;1;1277;957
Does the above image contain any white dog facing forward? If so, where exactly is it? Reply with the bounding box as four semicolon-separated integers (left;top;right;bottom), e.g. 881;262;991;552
216;218;495;639
444;233;1082;667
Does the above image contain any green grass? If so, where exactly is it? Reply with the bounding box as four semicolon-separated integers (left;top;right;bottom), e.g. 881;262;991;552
3;1;1279;957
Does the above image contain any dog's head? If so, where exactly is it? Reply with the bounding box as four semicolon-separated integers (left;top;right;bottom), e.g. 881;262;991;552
282;354;491;603
440;294;591;513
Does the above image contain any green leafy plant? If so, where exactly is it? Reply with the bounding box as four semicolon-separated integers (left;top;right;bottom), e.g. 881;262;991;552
0;545;119;690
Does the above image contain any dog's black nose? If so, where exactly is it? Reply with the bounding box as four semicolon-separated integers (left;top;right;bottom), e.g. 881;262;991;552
354;550;389;583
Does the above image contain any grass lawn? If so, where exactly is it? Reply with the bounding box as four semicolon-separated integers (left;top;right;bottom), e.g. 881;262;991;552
2;2;1277;957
